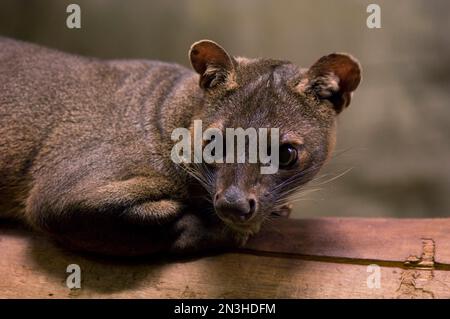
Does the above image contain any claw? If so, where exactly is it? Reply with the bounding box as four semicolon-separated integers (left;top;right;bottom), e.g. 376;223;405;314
271;204;292;218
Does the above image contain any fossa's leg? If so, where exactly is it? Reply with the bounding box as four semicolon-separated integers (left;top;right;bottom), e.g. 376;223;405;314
25;173;186;255
25;171;240;255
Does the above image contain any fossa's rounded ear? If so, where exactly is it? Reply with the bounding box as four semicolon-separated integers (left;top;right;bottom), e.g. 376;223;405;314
296;53;362;113
189;40;236;90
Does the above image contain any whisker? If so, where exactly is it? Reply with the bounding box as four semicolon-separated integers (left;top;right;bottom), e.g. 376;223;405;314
309;168;352;187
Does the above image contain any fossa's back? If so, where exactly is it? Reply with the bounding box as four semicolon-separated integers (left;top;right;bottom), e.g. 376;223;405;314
0;37;198;220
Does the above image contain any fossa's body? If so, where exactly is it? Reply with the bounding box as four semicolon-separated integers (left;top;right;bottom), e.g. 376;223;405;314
0;37;361;255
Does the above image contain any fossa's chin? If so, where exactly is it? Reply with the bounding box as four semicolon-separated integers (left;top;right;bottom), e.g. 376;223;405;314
221;218;262;238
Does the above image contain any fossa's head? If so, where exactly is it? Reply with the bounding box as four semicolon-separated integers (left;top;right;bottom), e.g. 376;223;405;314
188;40;361;236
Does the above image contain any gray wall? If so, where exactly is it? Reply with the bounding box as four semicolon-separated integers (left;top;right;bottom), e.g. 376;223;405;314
1;0;449;217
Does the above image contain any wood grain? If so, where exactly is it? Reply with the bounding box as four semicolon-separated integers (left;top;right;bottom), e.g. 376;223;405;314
0;218;449;298
245;218;450;266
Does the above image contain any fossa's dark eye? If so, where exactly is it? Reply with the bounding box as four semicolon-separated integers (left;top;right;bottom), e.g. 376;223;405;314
279;144;298;169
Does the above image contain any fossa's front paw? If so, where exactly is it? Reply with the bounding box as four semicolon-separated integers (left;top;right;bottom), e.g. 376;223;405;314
169;213;240;254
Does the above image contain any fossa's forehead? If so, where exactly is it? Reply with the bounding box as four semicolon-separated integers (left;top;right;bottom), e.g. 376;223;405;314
207;60;332;129
234;58;300;85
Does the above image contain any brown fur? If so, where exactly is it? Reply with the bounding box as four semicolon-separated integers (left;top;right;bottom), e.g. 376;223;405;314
0;37;361;256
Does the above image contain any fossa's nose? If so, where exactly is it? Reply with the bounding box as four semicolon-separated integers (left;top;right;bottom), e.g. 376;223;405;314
214;186;256;223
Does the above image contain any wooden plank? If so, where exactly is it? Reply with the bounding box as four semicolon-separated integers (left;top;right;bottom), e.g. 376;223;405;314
245;218;450;266
0;218;449;298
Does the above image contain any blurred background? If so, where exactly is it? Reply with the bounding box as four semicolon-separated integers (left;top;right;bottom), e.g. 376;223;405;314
1;0;449;218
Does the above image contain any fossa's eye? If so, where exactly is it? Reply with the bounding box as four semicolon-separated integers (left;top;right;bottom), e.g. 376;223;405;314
279;144;299;169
